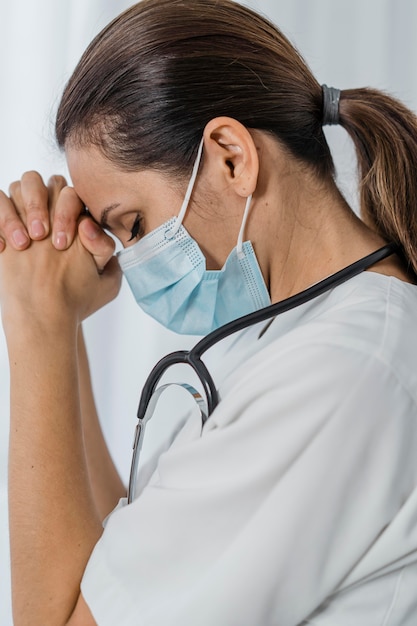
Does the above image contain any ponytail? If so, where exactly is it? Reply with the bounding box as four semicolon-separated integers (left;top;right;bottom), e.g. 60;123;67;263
340;88;417;275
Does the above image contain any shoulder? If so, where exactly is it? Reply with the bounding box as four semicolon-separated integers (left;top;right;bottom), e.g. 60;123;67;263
213;272;417;429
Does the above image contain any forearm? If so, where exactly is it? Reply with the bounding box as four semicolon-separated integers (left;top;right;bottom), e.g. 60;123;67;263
7;316;102;625
78;326;125;519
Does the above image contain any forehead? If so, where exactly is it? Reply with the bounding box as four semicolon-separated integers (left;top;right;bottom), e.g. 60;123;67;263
65;145;184;225
66;145;129;188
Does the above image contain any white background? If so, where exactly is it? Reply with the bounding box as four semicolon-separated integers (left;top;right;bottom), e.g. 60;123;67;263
1;1;416;623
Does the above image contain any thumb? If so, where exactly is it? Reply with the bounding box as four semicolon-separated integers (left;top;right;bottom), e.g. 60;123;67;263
78;217;116;272
82;256;123;319
97;256;123;305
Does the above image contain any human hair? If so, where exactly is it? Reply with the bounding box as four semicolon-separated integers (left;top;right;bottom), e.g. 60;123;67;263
55;0;329;175
340;89;417;273
56;0;417;274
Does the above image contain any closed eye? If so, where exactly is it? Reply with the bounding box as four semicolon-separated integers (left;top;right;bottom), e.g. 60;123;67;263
128;214;143;242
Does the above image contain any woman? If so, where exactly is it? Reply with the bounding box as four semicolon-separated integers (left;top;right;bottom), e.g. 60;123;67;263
1;0;417;623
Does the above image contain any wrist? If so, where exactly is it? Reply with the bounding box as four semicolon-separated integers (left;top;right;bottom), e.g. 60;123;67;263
1;299;79;335
2;303;79;350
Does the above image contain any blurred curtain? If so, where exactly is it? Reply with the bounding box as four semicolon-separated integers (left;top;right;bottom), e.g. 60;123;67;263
0;1;416;623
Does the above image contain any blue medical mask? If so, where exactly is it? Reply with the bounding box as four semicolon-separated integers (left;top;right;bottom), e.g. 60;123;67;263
117;139;271;335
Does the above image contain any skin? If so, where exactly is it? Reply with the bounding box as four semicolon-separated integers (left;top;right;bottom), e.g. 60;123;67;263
0;117;412;625
67;117;411;293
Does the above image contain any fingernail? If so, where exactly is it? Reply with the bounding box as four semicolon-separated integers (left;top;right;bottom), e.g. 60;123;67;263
54;231;68;250
30;219;46;239
12;229;29;247
82;219;100;240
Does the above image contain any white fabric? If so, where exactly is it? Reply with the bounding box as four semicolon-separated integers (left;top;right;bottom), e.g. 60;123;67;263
2;2;417;624
82;271;417;625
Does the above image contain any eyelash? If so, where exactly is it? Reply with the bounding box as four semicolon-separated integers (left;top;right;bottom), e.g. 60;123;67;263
128;215;142;242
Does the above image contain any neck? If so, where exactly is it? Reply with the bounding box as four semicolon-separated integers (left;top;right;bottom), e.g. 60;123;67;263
269;199;385;302
249;136;388;303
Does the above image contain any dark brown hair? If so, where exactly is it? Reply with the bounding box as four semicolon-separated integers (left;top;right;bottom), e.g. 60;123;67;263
56;0;328;173
56;0;417;273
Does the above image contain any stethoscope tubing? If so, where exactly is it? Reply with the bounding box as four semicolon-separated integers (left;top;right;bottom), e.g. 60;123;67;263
192;243;398;358
128;243;398;503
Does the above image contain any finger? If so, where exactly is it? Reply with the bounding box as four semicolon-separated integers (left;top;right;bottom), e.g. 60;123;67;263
19;171;50;239
8;180;23;216
100;256;123;301
81;256;122;320
7;180;25;225
0;189;30;250
95;256;123;310
52;185;84;250
47;174;68;210
78;217;116;272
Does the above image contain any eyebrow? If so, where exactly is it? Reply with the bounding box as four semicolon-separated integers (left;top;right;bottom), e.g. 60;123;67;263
99;203;121;229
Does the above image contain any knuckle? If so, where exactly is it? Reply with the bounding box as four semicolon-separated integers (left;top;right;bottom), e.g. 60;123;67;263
103;234;116;253
20;171;49;216
21;170;43;182
25;199;44;214
1;213;23;232
55;207;77;227
54;216;77;239
55;187;83;224
8;180;21;196
0;192;22;229
48;174;67;189
60;185;78;201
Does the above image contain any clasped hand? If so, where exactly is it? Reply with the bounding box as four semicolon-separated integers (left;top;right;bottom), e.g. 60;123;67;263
0;172;122;330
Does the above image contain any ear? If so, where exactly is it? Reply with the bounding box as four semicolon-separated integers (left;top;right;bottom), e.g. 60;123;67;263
202;117;259;198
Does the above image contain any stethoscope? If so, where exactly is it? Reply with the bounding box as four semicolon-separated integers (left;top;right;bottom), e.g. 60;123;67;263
128;243;397;502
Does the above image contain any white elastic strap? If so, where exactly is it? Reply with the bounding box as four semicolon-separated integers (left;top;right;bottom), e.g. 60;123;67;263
237;194;252;258
169;137;205;237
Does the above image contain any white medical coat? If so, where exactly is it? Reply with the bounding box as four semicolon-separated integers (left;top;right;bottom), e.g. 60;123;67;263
82;271;417;625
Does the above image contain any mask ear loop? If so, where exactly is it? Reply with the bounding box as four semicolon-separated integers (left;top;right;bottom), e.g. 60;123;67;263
236;194;252;259
167;137;205;239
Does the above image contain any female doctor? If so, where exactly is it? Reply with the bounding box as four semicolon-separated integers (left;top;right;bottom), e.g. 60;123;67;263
1;0;417;624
